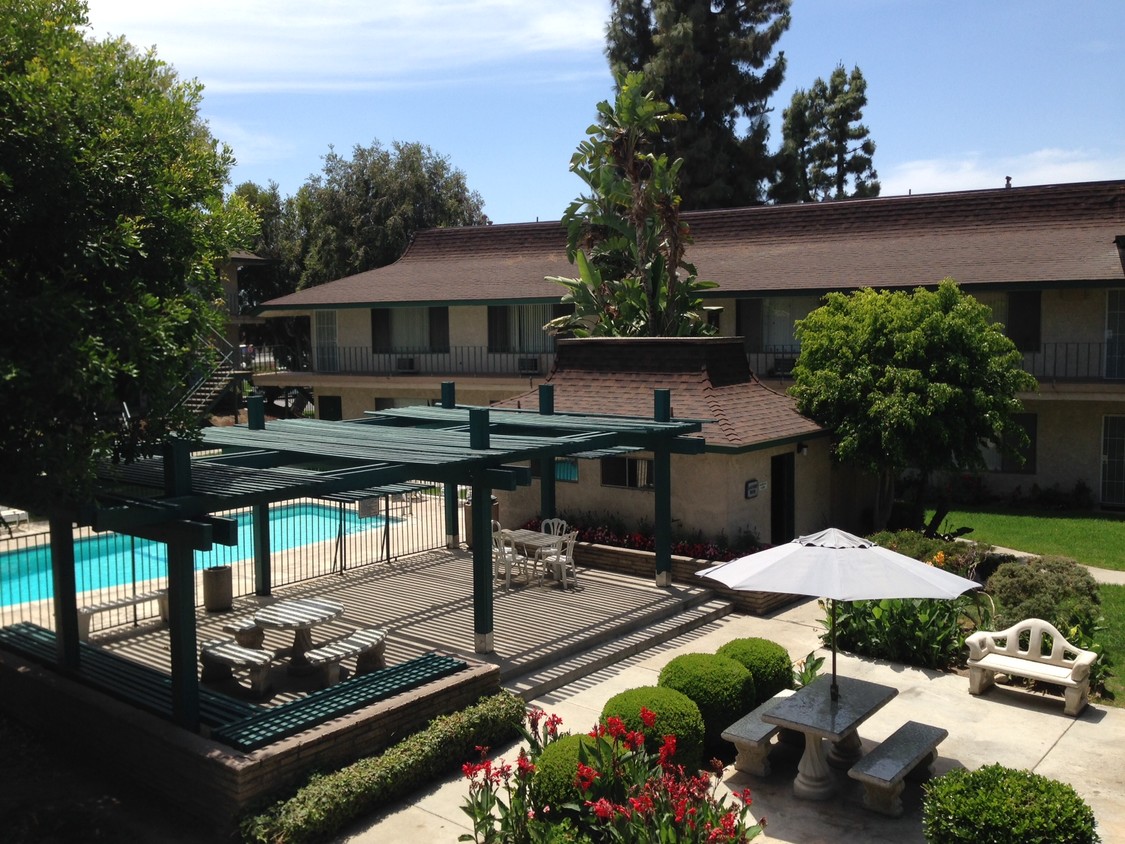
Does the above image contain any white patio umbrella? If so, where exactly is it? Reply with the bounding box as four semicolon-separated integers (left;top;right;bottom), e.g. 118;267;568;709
697;527;981;700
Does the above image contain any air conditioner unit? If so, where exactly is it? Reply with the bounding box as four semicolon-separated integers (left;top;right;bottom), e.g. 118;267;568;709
395;357;416;373
517;356;541;375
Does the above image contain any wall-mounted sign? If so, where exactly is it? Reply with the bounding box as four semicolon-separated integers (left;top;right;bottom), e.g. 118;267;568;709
357;498;381;519
744;479;759;500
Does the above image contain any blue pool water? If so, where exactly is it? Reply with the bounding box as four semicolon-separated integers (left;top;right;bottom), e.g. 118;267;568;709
0;503;383;607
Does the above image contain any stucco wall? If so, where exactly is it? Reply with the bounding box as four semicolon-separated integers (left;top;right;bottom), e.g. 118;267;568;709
496;442;837;546
973;397;1111;502
1041;287;1106;345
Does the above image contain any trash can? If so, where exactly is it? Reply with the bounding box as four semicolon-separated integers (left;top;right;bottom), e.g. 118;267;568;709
202;565;233;612
464;495;499;550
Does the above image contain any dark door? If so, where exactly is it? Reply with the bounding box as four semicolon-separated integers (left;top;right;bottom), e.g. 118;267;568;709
771;453;796;544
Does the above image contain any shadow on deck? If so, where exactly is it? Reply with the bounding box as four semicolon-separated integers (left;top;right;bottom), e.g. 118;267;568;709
0;548;732;830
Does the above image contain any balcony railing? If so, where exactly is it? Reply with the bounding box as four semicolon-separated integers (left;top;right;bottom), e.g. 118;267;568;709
250;345;555;378
249;341;1125;384
1021;342;1124;381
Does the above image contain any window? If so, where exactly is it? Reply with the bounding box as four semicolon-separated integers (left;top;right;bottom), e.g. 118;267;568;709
982;413;1037;474
529;457;579;483
488;306;511;352
736;296;818;352
370;308;391;353
318;395;342;421
976;291;1041;353
314;310;338;371
489;304;566;353
600;456;653;489
429;306;450;352
1006;292;1041;352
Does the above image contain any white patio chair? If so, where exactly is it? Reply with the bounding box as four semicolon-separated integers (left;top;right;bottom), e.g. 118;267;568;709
538;531;579;590
541;518;567;536
492;532;528;592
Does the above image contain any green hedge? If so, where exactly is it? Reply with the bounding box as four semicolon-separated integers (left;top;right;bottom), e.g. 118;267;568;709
657;653;755;749
240;691;526;844
600;686;705;771
530;733;599;814
716;638;792;705
923;764;1099;844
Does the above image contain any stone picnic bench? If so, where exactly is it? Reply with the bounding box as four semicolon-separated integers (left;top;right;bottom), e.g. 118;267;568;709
723;688;947;817
847;720;947;817
200;625;388;695
966;617;1098;716
211;651;467;751
722;688;795;777
77;589;169;642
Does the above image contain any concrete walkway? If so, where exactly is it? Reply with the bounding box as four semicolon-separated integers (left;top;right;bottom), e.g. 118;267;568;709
338;597;1125;843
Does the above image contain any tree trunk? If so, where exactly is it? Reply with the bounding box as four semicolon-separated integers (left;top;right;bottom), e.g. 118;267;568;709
872;468;896;530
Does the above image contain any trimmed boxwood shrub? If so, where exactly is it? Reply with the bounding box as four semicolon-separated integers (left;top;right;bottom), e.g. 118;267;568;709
530;733;599;814
922;764;1099;844
657;653;755;749
600;686;705;771
716;638;792;705
986;556;1100;630
240;691;526;844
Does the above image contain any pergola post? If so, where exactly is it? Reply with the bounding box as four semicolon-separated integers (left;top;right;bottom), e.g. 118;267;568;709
49;514;80;668
163;440;200;730
538;385;556;518
653;389;673;587
469;408;494;653
252;502;271;595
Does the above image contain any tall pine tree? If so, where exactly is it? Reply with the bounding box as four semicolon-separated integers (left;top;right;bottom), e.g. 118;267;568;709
606;0;791;210
773;63;879;202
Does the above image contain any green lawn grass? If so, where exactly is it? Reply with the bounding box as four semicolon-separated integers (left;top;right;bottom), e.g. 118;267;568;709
926;507;1125;571
1099;584;1125;704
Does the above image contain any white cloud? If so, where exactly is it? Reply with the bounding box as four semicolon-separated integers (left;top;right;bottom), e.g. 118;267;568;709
84;0;610;93
881;148;1125;197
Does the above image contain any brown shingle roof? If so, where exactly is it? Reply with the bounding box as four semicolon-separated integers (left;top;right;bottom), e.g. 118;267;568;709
258;180;1125;312
495;337;824;450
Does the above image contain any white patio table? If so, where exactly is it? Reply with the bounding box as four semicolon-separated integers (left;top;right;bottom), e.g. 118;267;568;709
254;597;344;673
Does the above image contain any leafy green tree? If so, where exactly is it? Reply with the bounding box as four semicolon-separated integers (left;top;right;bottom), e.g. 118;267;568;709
296;140;488;289
772;64;879;202
606;0;791;210
790;280;1037;527
547;72;717;337
0;0;257;513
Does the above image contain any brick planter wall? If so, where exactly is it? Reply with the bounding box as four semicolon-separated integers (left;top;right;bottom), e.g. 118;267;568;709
573;542;796;616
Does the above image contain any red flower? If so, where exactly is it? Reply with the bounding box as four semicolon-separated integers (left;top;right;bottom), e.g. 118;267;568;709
639;706;657;729
575;762;600;792
589;797;616;821
605;715;628;739
659;734;677;767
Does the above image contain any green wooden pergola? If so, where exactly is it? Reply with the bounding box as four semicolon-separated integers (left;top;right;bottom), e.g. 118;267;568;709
48;383;704;730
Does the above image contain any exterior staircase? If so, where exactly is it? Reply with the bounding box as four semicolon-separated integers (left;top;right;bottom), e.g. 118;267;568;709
176;329;249;421
181;360;244;418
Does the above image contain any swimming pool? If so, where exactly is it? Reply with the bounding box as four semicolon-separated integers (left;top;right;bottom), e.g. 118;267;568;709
0;503;384;607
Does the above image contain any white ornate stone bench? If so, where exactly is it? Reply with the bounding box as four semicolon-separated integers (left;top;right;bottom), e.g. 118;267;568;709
199;638;274;697
77;589;169;642
847;720;947;817
966;618;1098;716
303;627;388;686
721;688;795;777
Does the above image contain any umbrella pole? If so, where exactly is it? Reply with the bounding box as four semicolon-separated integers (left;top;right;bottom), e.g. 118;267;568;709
831;598;839;701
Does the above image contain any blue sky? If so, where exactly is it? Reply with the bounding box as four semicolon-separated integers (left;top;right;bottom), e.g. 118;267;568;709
84;1;1125;225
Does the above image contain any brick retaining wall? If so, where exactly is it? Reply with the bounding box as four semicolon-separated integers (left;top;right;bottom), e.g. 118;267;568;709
573;542;796;616
0;648;499;833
